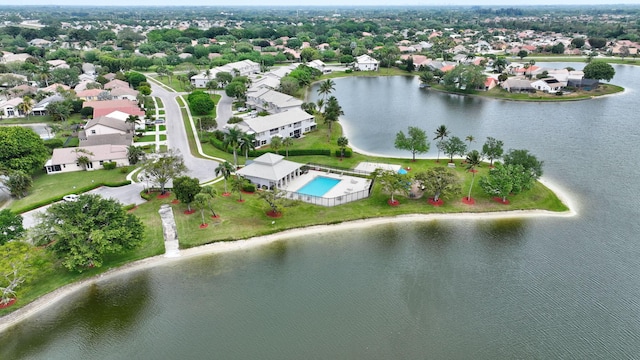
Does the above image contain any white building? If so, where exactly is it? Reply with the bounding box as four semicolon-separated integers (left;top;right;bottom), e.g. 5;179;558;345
235;152;303;190
45;144;129;174
246;88;303;114
191;60;260;88
231;108;316;146
353;54;379;71
531;78;565;93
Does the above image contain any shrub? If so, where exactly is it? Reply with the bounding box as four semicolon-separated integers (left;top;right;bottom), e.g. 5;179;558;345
345;69;353;73
242;183;256;193
102;161;117;170
119;166;130;174
227;116;243;124
334;149;352;158
43;138;64;150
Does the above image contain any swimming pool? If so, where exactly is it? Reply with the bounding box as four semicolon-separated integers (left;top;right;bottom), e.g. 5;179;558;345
296;176;341;197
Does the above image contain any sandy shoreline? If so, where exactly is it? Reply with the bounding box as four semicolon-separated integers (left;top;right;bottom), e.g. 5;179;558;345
0;181;576;333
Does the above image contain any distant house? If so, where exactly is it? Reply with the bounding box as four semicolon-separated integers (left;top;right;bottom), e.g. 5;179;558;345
531;78;565;93
109;86;139;101
502;78;534;93
481;77;498;91
235;152;303;190
353;54;379;71
230;108;316;146
45;144;129;174
83;99;145;119
76;89;106;101
568;78;600;91
190;60;260;88
0;98;25;118
246;88;303;114
104;79;130;90
32;94;65;116
83;116;132;137
307;59;328;73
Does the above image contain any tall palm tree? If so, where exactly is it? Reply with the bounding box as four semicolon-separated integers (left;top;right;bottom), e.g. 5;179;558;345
323;96;343;141
282;137;294;158
239;132;257;163
17;96;33;119
433;124;450;163
465;150;482;202
223;126;244;168
317;79;335;111
125;115;141;133
200;185;218;217
465;135;475;149
74;148;94;171
215;161;234;195
337;136;349;159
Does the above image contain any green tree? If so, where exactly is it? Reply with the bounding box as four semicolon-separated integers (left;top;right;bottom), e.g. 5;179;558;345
270;136;283;154
419;71;434;85
33;194;144;272
493;57;507;73
200;185;219;217
317;79;336;110
479;162;513;203
337;136;349;159
395;126;430;162
517;49;528;59
583;61;615;82
215;161;234;194
223;126;244;168
465;135;475;150
231;174;247;202
433;125;450;163
16;95;33;119
142;149;187;195
571;37;586;48
46;100;73;122
503;149;544;179
215;71;233;87
0;209;24;245
588;37;607;49
323;96;344;140
1;170;32;199
173;176;201;212
439;136;467;163
414;167;460;202
0;127;49;175
283;137;294;158
258;188;294;216
127;145;146;165
194;193;211;226
0;241;51;305
240;132;256;163
481;137;504;166
465;150;482;202
373;169;410;204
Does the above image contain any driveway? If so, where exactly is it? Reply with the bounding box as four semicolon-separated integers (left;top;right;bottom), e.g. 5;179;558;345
149;81;220;183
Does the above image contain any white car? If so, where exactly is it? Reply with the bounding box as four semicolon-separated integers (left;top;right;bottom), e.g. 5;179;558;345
63;194;80;202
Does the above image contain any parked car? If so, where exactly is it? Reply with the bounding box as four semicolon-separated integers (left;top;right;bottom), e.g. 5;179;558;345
63;194;79;202
155;117;165;124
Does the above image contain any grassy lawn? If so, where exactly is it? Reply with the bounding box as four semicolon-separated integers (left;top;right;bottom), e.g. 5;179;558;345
430;83;623;102
9;169;128;213
155;97;164;108
135;134;156;142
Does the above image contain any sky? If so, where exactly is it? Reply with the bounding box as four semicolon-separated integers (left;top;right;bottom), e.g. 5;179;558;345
2;0;640;6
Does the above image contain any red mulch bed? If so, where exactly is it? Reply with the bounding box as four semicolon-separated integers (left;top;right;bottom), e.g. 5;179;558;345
266;210;282;218
241;190;255;194
211;215;220;219
237;199;245;203
199;223;209;229
0;298;16;309
462;197;475;205
171;199;180;204
184;209;196;215
157;192;171;199
493;197;510;204
428;198;444;206
222;192;231;197
387;199;400;206
469;169;478;173
127;206;138;213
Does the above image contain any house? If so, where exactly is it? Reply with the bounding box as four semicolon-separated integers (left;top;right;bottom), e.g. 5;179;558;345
0;98;25;118
567;78;599;91
307;59;328;73
83;99;145;119
353;54;379;71
235;152;304;190
245;88;303;114
109;87;139;101
28;38;51;47
531;78;565;93
46;59;69;69
190;60;260;88
481;77;498;91
31;94;65;116
83;116;132;137
104;79;130;90
231;108;316;146
502;78;534;93
76;89;106;101
45;144;129;174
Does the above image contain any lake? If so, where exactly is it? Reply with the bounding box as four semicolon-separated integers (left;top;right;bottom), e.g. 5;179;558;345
2;63;640;359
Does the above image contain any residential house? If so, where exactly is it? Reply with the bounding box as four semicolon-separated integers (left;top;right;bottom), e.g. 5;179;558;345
83;116;132;137
231;108;316;146
46;59;69;69
31;94;65;116
0;98;25;118
84;99;145;119
104;79;130;90
45;144;129;174
110;87;139;101
307;59;328;73
190;60;260;88
531;78;565;93
481;77;498;91
235;152;303;190
353;54;379;71
246;88;303;114
501;78;534;93
77;88;107;101
567;78;600;91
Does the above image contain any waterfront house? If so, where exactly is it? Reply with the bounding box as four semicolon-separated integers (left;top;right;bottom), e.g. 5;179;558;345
353;54;379;71
45;144;129;174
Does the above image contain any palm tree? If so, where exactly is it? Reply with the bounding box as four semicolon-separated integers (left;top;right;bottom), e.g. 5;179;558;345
200;185;219;217
337;136;349;159
215;161;234;195
433;125;450;163
127;145;146;165
125;115;141;133
465;135;475;149
74;148;94;171
17;96;33;119
282;137;294;158
239;132;257;163
270;136;283;154
317;79;335;111
323;96;344;141
465;150;482;202
194;193;211;226
223;126;244;168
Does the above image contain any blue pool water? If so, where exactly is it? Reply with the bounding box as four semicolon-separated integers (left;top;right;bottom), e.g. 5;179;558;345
296;176;341;197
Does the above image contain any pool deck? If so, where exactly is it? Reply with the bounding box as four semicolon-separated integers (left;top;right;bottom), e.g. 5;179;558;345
354;162;402;174
283;170;371;198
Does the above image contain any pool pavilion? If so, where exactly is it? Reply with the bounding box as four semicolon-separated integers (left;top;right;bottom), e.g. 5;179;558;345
235;152;304;189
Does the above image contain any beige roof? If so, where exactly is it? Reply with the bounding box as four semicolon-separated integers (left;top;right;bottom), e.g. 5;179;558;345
50;144;128;165
83;99;138;109
109;87;139;97
85;116;130;132
236;153;302;181
80;133;133;146
104;79;130;90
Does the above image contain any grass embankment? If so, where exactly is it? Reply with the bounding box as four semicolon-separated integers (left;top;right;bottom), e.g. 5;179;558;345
429;83;623;101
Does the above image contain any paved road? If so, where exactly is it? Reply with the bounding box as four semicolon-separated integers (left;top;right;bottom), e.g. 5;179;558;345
149;81;220;183
216;92;233;129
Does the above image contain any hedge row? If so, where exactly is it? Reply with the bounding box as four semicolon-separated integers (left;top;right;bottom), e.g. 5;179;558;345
15;180;132;214
334;149;352;158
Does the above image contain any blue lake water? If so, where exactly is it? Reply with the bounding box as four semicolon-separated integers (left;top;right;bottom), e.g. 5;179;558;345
2;63;640;359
